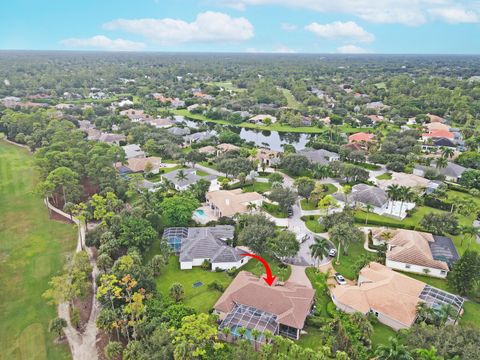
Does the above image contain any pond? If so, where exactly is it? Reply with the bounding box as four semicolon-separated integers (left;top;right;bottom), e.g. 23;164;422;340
174;115;317;151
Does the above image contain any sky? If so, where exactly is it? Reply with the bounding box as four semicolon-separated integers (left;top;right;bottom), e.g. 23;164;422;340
1;0;480;54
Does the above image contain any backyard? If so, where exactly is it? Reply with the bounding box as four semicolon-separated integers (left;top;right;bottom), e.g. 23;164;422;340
0;139;76;360
300;183;337;210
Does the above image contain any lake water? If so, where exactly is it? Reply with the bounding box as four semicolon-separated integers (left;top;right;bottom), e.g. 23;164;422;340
174;115;316;151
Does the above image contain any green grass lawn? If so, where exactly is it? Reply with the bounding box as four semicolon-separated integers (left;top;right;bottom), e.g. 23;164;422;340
242;181;272;194
262;203;287;218
331;239;368;280
195;169;210;177
371;322;396;348
280;88;302;109
241;254;291;282
156;256;234;313
301;215;326;233
300;184;337;210
376;172;392;180
0;139;76;360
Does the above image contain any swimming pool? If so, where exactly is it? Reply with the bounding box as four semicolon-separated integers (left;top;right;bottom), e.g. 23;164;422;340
195;209;208;218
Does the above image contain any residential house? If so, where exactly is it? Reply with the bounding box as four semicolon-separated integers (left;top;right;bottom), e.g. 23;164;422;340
217;143;240;155
372;228;459;278
163;225;248;270
198;145;217;156
427;113;445;123
331;262;464;330
376;172;430;192
118;99;134;108
214;271;315;341
206;189;264;218
168;127;191;136
119;109;153;122
183;131;216;145
334;184;415;219
413;162;467;182
299;148;340;165
421;130;454;142
146;118;174;129
249;114;278;124
348;132;375;144
253;148;282;168
366;101;390;111
122;144;145;159
115;157;163;174
162;168;216;191
424;122;450;132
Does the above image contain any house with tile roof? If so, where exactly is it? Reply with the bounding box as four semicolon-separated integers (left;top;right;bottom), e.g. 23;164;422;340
299;148;340;165
421;130;455;141
206;189;264;218
331;262;464;330
163;225;248;270
115;157;163;174
372;228;459;278
348;132;375;144
162;168;216;191
413;162;467;182
214;271;315;341
121;144;145;159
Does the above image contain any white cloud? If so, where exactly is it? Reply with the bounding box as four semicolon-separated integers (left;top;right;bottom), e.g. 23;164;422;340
219;0;480;26
104;12;254;44
430;7;480;23
281;23;297;31
336;44;369;54
305;21;374;43
60;35;145;51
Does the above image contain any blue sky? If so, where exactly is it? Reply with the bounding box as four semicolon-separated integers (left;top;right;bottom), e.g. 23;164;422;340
1;0;480;53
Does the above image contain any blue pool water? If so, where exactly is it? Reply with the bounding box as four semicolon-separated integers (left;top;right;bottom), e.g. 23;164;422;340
195;209;207;218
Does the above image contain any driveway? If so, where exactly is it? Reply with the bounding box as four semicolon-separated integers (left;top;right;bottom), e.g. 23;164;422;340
288;265;313;288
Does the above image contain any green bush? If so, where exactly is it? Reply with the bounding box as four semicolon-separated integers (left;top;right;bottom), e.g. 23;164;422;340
201;259;211;270
208;280;225;292
326;301;338;318
306;316;327;329
69;306;81;329
226;267;237;277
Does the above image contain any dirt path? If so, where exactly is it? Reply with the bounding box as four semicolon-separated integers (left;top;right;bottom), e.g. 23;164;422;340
45;200;99;360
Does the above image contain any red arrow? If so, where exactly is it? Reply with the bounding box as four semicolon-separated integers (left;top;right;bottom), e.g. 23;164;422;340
241;253;277;286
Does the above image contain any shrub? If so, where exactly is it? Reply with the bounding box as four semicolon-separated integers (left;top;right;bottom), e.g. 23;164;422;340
201;259;211;270
208;280;225;292
306;316;327;329
326;301;338;318
226;267;237;277
69;306;81;329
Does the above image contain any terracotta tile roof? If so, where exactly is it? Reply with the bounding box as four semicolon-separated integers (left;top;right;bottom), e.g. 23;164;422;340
206;189;264;217
427;113;445;123
116;157;162;173
348;132;375;143
331;262;425;327
422;130;454;139
424;122;450;132
384;229;450;271
198;145;217;154
217;143;240;152
214;271;315;329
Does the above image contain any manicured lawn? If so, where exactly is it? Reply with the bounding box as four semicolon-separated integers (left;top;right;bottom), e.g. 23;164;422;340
301;215;326;233
280;88;302;109
242;181;272;194
376;172;392;180
354;206;445;229
331;238;368;280
195;169;210;177
297;326;324;350
0;139;76;360
262;203;287;218
346;161;381;170
371;323;396;348
241;254;291;282
156;256;234;313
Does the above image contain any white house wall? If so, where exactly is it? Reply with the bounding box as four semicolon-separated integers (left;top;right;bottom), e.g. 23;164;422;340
386;259;448;278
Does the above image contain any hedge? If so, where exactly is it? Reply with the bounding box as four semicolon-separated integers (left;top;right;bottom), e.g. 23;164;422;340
353;215;416;230
423;195;451;211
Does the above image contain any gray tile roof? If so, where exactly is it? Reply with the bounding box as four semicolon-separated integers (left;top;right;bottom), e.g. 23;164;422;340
415;162;467;179
162;168;215;188
299;148;339;165
347;184;388;207
179;226;242;263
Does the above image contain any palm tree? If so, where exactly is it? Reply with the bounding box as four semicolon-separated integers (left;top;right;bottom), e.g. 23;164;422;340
221;327;231;342
398;186;415;217
175;169;188;182
435;156;448;170
415;346;442;360
460;225;480;248
312;164;331;180
375;337;414;360
237;326;247;340
263;330;274;344
442;147;454;159
309;236;330;266
246;202;257;213
415;302;432;323
364;204;373;225
251;329;261;351
386;184;400;215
